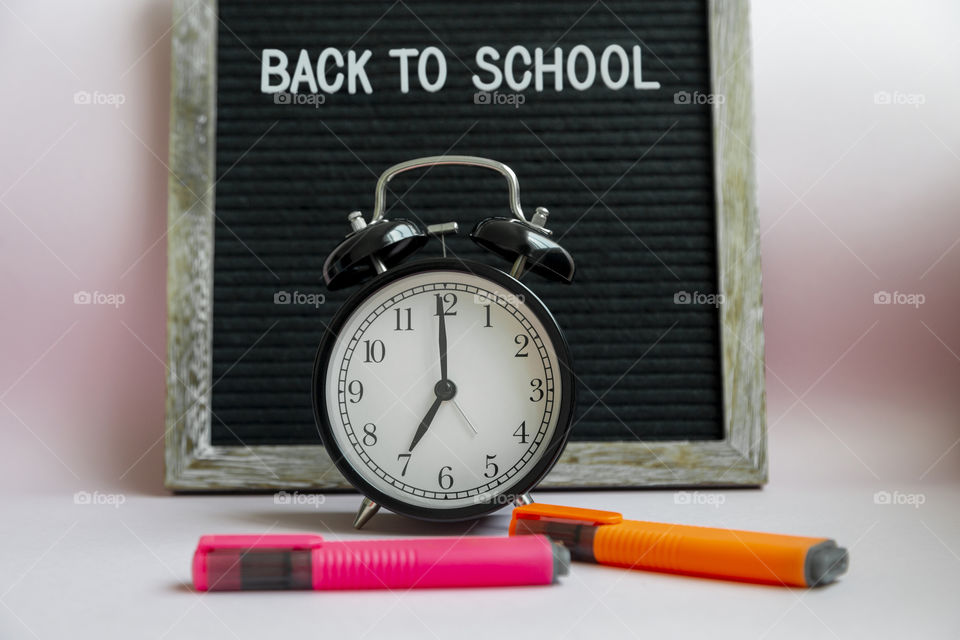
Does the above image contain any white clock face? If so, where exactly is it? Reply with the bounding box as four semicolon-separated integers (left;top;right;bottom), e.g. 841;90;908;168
322;269;563;510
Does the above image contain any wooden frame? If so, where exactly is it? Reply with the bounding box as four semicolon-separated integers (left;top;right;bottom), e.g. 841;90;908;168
165;0;766;490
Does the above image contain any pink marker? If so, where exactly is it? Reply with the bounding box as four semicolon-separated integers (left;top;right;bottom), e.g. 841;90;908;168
192;534;569;591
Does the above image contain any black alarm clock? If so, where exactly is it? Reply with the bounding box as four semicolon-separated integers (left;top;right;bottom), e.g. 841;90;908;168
312;156;576;528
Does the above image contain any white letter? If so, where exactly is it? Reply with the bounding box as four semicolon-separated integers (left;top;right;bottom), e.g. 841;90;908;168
418;46;447;92
348;49;373;94
316;48;344;93
633;46;660;89
567;45;595;91
290;49;318;94
504;45;531;91
534;47;563;91
389;48;418;93
473;46;502;91
261;49;290;93
600;45;629;90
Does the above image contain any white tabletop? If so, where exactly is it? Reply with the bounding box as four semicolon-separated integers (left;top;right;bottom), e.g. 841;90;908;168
3;399;960;639
2;449;958;639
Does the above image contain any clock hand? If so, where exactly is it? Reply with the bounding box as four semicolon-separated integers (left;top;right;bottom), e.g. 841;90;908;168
436;294;448;381
408;396;443;452
451;399;479;436
410;297;454;453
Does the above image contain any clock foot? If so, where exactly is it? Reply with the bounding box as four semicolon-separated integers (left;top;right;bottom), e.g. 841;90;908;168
353;497;380;529
513;493;534;506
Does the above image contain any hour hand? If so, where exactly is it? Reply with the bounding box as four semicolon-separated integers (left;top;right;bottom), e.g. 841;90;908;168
408;396;443;452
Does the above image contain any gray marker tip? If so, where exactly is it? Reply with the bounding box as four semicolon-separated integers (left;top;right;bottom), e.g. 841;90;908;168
805;540;849;586
552;542;571;582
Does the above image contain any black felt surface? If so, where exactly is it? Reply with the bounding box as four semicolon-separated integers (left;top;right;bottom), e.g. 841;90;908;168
211;0;723;445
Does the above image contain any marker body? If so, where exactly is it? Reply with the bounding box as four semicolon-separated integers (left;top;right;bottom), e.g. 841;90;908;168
193;534;568;591
510;504;848;587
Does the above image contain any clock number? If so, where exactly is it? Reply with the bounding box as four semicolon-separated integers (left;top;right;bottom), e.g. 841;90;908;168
484;454;499;479
362;423;377;446
438;465;454;490
394;307;412;331
363;339;385;363
348;380;364;403
483;304;492;328
514;334;529;357
434;293;457;316
513;421;529;444
397;453;411;476
529;378;544;402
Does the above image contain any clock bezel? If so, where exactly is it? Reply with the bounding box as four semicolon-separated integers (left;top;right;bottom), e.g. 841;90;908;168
312;257;576;521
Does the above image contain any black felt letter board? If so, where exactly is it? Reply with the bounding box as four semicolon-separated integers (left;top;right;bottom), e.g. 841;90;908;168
211;0;722;446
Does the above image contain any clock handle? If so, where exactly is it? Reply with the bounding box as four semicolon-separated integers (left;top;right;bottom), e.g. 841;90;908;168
370;156;528;224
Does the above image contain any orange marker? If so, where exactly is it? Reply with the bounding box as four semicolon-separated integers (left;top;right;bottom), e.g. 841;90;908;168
510;504;848;587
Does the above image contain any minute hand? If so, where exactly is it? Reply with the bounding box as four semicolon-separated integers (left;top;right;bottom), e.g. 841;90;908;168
437;294;448;381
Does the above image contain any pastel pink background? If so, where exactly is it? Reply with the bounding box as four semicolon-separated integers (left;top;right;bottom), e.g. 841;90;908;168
1;0;958;496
